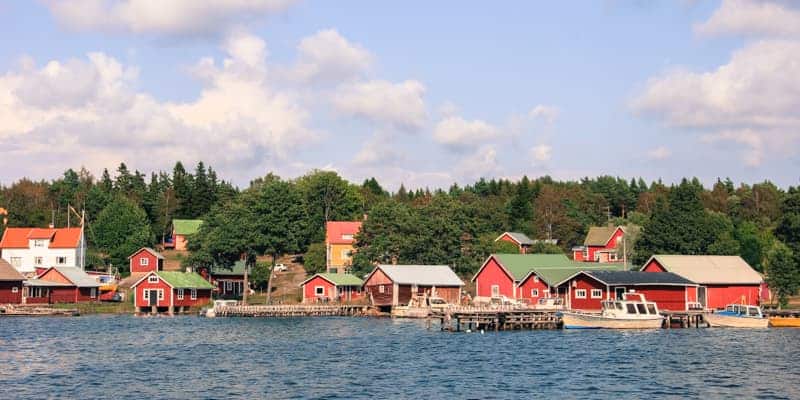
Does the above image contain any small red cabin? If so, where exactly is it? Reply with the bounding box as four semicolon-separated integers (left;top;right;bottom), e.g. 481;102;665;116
24;266;101;304
641;255;763;310
131;271;213;314
561;270;698;311
128;247;164;273
572;225;625;263
300;273;364;303
0;259;25;304
494;232;534;254
363;265;464;310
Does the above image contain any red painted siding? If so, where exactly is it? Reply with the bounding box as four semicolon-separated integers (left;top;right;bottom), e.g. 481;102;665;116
578;228;624;263
50;287;79;303
706;285;760;309
303;276;336;302
568;275;608;310
474;257;516;298
130;249;159;273
643;260;666;272
134;277;173;308
572;250;586;262
0;281;23;303
517;273;550;303
172;288;212;308
628;286;688;311
365;268;394;306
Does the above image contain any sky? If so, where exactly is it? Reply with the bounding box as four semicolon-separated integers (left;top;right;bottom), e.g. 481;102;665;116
1;0;799;190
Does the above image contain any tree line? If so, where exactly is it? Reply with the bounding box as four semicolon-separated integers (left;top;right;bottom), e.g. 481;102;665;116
1;165;799;305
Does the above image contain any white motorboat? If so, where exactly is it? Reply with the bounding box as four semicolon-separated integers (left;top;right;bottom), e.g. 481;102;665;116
561;293;664;329
705;304;768;328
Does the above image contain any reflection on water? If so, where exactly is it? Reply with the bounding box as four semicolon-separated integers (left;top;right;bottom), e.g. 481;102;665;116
0;315;799;399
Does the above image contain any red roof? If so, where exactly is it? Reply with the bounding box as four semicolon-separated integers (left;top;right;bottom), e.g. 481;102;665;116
0;227;82;249
325;221;362;245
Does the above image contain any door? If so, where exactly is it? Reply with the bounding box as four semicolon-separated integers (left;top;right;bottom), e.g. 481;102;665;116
614;287;626;300
149;290;158;306
698;286;707;308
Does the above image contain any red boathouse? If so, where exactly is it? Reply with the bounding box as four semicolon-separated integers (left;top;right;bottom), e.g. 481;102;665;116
24;266;101;304
300;273;364;303
131;271;213;314
0;259;25;303
560;270;698;311
641;255;763;310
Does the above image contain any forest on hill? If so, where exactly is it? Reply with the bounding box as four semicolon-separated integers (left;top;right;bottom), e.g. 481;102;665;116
1;162;799;302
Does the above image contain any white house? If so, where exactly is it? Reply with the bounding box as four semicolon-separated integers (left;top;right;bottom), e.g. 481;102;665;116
0;227;86;276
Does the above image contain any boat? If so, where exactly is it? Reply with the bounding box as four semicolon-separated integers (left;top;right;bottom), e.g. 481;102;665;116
766;310;800;327
705;304;768;328
560;293;664;329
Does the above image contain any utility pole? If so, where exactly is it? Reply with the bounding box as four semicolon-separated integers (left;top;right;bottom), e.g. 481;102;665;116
243;258;249;304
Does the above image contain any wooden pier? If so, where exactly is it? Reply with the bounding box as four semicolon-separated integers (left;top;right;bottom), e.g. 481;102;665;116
431;308;561;331
215;304;366;317
661;311;708;328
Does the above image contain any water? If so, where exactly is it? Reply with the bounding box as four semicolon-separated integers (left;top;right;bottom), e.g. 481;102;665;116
0;316;798;399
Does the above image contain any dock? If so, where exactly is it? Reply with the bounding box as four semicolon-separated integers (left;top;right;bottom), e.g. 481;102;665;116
661;310;708;328
0;305;79;317
431;308;561;331
214;304;366;317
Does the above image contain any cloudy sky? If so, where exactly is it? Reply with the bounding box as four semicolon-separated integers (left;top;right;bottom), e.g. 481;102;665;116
1;0;799;189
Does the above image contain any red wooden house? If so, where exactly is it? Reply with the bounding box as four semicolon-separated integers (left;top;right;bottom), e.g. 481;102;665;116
572;225;625;263
205;261;248;299
128;247;164;273
641;255;763;309
560;270;698;311
24;266;101;304
494;232;534;254
131;271;213;314
0;258;25;304
300;273;364;303
363;265;464;311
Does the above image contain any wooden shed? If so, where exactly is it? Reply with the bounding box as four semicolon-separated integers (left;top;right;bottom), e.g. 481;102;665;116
24;266;101;304
0;258;25;304
363;264;464;310
128;247;164;274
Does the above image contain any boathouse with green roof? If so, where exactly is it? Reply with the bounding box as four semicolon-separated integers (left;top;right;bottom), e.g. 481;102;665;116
300;273;364;303
472;253;625;302
131;270;214;314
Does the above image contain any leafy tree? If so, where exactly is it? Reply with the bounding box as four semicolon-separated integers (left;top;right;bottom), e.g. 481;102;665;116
493;239;521;254
765;242;799;308
303;242;327;274
91;196;153;272
296;170;363;244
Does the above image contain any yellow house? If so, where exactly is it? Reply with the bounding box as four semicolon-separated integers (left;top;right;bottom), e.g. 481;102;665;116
325;221;362;273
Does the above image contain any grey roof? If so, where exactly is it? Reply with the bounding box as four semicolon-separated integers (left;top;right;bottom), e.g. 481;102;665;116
25;279;72;287
376;265;464;286
52;267;101;287
582;270;697;286
497;232;534;246
129;247;164;260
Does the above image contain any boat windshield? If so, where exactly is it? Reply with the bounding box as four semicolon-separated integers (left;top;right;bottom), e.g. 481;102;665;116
615;302;623;310
748;307;760;317
726;305;735;313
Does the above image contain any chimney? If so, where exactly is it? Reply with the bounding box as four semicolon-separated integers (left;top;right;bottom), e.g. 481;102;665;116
48;223;55;229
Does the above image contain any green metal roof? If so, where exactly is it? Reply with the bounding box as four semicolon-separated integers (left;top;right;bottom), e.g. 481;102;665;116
486;253;627;286
306;273;363;286
157;271;214;289
211;260;247;276
173;219;204;235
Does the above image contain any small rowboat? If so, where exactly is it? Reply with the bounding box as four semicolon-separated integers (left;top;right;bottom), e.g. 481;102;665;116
705;304;768;328
769;316;800;327
561;293;664;329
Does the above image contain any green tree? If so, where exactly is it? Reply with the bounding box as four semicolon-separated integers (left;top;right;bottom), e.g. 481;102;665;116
296;170;363;244
91;196;153;272
765;242;799;308
303;242;327;274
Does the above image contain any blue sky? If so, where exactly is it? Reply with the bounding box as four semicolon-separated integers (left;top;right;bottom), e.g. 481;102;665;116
1;0;798;189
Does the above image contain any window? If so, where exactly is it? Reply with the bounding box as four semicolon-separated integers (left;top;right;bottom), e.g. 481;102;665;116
33;240;45;248
315;286;325;296
55;256;67;265
636;304;647;314
647;304;657;315
225;281;232;291
378;285;385;294
533;276;539;283
34;257;43;266
341;234;354;241
177;289;184;300
575;289;587;299
609;253;618;262
11;286;18;293
491;285;500;297
140;257;149;266
591;289;603;299
158;290;164;300
626;303;637;314
143;290;149;300
10;257;22;267
90;288;97;298
531;289;539;297
341;249;351;260
190;289;197;300
148;275;159;283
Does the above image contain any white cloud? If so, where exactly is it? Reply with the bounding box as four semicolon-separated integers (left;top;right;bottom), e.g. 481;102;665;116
0;31;315;180
332;80;427;130
45;0;297;37
529;105;560;124
530;144;552;163
352;134;404;167
646;146;672;160
695;0;800;38
433;116;500;151
701;131;764;166
291;29;372;84
633;40;800;166
453;145;501;181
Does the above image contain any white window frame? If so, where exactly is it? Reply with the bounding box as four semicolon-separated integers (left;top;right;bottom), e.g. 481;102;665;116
190;289;197;300
148;275;159;283
531;289;539;297
34;257;43;266
591;289;603;299
341;234;354;241
143;290;150;300
225;281;232;291
491;285;500;297
90;288;97;298
177;289;184;300
140;257;149;266
341;249;351;260
56;256;67;265
10;257;22;267
11;286;19;293
378;285;385;294
315;286;325;296
575;289;587;299
33;240;45;248
158;289;164;300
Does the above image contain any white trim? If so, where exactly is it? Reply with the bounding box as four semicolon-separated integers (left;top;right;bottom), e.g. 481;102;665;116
90;288;97;298
491;285;500;297
575;289;587;299
315;286;325;296
590;288;603;299
177;288;184;300
148;275;159;283
11;286;18;293
190;289;197;300
531;288;539;297
140;257;149;266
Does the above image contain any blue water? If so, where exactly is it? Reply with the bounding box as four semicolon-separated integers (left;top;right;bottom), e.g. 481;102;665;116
0;316;798;399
